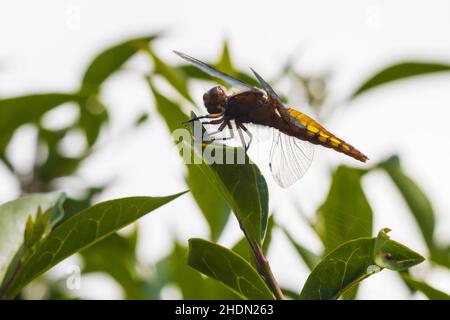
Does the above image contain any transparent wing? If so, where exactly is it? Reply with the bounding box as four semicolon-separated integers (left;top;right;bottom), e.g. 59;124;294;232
269;131;314;188
250;68;289;111
173;51;258;92
250;68;306;129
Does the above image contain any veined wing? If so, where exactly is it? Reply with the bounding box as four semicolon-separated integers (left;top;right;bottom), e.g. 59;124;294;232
173;51;259;92
270;130;314;188
250;68;306;129
250;68;287;110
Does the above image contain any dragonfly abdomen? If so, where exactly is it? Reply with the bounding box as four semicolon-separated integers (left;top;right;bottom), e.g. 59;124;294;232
287;109;368;162
306;128;368;162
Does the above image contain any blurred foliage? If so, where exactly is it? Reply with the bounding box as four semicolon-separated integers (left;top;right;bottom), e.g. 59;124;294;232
314;166;372;253
352;61;450;98
0;35;449;300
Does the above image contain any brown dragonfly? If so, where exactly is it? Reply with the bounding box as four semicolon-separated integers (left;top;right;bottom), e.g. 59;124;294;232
174;51;368;187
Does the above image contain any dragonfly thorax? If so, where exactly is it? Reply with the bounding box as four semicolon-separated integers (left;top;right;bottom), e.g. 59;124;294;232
203;86;227;114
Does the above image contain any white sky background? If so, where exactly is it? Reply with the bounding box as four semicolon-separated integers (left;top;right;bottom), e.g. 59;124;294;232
1;0;450;299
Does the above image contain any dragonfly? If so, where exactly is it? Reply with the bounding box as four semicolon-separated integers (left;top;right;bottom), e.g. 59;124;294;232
174;51;368;188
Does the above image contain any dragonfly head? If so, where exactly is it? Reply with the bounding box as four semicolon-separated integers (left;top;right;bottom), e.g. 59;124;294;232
203;86;227;114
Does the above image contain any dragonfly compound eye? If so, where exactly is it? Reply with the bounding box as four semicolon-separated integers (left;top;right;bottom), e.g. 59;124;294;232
203;86;227;114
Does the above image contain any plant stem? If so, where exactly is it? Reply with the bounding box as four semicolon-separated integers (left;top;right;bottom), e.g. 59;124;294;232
249;239;284;300
238;220;283;299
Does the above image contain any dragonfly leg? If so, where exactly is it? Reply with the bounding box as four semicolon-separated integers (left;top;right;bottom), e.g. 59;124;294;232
237;122;253;152
226;122;234;140
182;112;223;125
203;121;227;143
202;119;224;125
206;122;235;143
235;123;248;152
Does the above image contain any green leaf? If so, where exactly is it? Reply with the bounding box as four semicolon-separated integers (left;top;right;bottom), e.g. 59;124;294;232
374;239;426;271
77;95;109;146
0;94;77;150
352;61;450;98
23;208;51;250
148;82;231;240
314;166;372;253
401;273;450;300
0;193;61;286
182;114;269;245
147;78;188;132
2;192;186;299
300;238;376;300
58;187;105;226
81;35;158;94
300;229;424;300
147;48;193;103
154;242;239;299
216;42;234;75
430;246;450;269
36;128;85;182
379;156;436;250
188;238;275;300
232;237;253;264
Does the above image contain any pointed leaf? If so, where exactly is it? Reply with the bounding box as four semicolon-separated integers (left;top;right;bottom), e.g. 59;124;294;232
374;239;426;271
0;193;60;286
23;207;51;250
81;35;158;93
2;192;186;299
188;238;275;300
401;273;450;300
300;229;424;300
216;42;234;75
147;78;188;132
147;48;193;103
352;61;450;98
300;237;376;300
